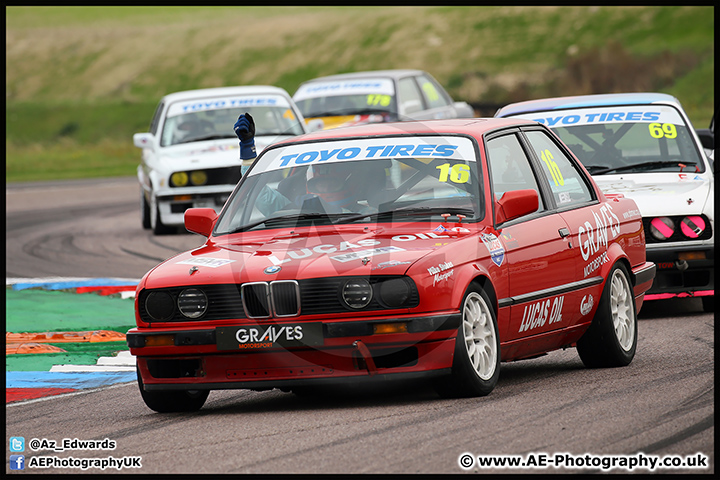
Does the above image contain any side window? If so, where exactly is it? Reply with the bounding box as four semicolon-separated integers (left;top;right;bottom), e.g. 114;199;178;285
397;78;424;115
416;74;450;109
486;134;545;212
524;130;593;207
149;102;164;136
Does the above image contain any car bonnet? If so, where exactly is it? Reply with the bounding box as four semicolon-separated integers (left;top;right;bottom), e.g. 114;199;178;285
593;174;713;217
142;226;474;289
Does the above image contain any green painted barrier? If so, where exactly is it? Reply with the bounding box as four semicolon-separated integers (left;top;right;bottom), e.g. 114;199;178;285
6;288;136;333
6;289;136;371
6;342;130;371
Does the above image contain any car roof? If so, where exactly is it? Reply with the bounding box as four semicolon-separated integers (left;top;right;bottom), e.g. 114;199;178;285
272;118;537;145
297;69;429;85
496;92;682;117
160;85;293;103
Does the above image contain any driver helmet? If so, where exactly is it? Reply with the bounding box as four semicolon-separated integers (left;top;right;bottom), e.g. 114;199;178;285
306;163;359;209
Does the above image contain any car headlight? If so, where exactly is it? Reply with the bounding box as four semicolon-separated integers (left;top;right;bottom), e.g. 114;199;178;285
341;278;373;309
650;217;674;241
378;278;411;307
171;172;189;187
680;215;706;239
190;170;207;186
177;288;208;319
145;291;175;321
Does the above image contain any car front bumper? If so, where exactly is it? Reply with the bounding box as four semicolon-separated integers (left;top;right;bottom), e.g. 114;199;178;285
129;314;460;391
156;188;233;226
644;244;714;299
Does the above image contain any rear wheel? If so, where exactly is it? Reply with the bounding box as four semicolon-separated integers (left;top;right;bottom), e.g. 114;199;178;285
434;285;500;398
136;368;209;412
577;263;637;368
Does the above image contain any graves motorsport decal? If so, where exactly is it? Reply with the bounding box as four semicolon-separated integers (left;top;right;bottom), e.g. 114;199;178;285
216;324;323;350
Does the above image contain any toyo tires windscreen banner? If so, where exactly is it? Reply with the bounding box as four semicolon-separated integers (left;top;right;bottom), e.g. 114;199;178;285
252;135;478;176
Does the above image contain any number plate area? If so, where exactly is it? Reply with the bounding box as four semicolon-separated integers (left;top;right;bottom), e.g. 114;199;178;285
216;323;324;351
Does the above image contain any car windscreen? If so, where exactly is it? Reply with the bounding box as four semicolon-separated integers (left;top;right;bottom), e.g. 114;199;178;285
160;94;305;147
509;105;705;175
214;135;482;234
293;78;397;118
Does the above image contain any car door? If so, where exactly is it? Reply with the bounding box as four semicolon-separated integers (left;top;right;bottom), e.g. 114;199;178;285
485;130;578;345
414;72;455;119
396;76;427;120
519;127;607;324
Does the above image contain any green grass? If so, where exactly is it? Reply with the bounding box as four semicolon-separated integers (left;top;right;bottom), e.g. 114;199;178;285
6;141;139;182
5;6;714;183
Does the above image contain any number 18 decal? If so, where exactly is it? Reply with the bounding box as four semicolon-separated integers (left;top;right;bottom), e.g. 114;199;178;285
366;94;391;107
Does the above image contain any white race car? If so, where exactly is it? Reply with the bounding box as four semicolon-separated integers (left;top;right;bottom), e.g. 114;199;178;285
134;86;320;234
496;93;714;311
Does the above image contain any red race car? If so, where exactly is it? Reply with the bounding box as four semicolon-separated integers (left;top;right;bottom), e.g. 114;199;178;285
128;118;655;412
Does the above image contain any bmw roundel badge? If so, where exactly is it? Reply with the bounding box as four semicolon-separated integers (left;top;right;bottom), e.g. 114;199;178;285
264;265;282;274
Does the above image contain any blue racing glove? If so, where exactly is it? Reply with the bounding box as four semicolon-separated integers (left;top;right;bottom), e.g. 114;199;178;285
234;113;256;160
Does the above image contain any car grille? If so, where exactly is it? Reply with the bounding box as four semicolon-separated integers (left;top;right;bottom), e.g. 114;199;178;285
242;281;300;318
170;166;241;188
137;276;418;323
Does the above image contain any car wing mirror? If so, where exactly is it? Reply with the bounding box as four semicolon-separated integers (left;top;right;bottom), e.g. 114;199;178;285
495;189;539;224
184;208;217;237
696;128;714;150
306;118;325;132
454;101;476;117
133;132;155;149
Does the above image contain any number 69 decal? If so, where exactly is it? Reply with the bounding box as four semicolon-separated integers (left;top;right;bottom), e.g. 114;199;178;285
436;163;470;183
648;123;677;139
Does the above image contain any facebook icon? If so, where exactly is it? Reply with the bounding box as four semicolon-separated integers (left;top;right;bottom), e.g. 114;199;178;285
10;455;25;470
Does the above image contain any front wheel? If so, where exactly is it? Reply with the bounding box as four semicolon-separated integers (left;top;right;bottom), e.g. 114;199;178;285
150;195;173;235
577;262;637;368
140;189;151;229
434;285;500;398
701;296;714;313
137;368;209;412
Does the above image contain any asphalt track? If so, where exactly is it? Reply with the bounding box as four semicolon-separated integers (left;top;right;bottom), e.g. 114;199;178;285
5;177;714;474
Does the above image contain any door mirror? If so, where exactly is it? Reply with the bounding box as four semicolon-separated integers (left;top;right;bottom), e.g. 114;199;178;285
306;118;325;132
453;101;475;117
495;189;539;224
184;208;217;237
696;129;714;150
133;132;155;149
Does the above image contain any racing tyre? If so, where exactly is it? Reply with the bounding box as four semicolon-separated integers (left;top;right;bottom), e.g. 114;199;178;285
150;196;173;235
701;296;714;313
576;263;637;368
141;190;151;229
434;285;500;398
136;368;209;412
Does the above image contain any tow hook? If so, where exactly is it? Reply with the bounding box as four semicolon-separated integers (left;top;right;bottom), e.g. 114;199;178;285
353;340;377;376
675;260;689;271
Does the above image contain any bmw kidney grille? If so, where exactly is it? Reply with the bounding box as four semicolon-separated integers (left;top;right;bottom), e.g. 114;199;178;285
241;281;300;318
